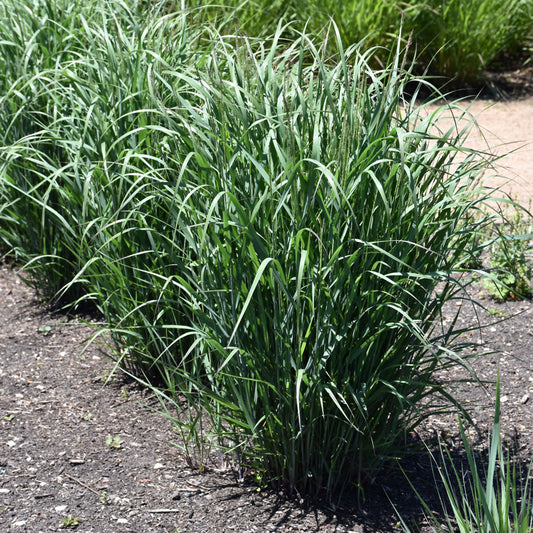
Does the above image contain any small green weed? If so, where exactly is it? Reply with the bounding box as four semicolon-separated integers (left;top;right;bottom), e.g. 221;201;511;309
61;515;81;529
100;491;110;505
101;369;116;384
106;436;123;449
483;206;532;301
487;308;507;318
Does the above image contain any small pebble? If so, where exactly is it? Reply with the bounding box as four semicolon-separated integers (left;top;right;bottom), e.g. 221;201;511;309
171;491;181;501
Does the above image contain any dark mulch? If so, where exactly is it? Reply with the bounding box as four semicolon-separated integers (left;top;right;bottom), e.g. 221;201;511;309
1;260;532;533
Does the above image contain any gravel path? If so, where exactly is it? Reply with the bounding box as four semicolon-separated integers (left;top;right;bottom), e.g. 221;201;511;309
444;97;533;207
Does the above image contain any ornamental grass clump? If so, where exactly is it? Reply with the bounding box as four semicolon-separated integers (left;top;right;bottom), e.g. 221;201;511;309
412;0;532;83
128;28;498;496
184;0;533;83
0;0;502;499
0;0;205;307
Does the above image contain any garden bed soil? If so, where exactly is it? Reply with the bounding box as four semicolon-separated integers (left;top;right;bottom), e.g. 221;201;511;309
1;80;532;532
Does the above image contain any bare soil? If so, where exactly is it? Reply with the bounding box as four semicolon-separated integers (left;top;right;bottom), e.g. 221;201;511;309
441;95;533;209
1;72;532;532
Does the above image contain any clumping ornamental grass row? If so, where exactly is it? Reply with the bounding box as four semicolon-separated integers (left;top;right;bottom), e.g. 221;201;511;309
186;0;533;84
0;0;509;500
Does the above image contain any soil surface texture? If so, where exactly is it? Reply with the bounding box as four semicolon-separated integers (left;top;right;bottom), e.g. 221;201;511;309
1;75;533;532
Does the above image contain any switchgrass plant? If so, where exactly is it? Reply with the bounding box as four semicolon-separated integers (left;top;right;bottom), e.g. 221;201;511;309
0;0;510;499
180;0;533;83
413;0;533;83
117;28;502;496
185;0;421;61
0;0;206;305
400;379;533;533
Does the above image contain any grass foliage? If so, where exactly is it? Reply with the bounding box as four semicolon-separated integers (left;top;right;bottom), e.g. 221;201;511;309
401;379;533;533
413;0;533;82
185;0;533;83
0;0;526;501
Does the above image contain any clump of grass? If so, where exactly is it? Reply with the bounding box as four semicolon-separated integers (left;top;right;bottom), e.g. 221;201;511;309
186;0;417;60
180;0;533;85
400;378;533;533
413;0;532;84
0;0;508;500
122;26;500;497
0;0;206;306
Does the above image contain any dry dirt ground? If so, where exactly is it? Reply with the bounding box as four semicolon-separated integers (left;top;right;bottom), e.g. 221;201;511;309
1;83;532;531
442;96;533;208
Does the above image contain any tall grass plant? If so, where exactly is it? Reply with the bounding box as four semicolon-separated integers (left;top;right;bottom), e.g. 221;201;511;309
413;0;533;83
0;0;205;305
0;0;511;499
181;0;533;83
